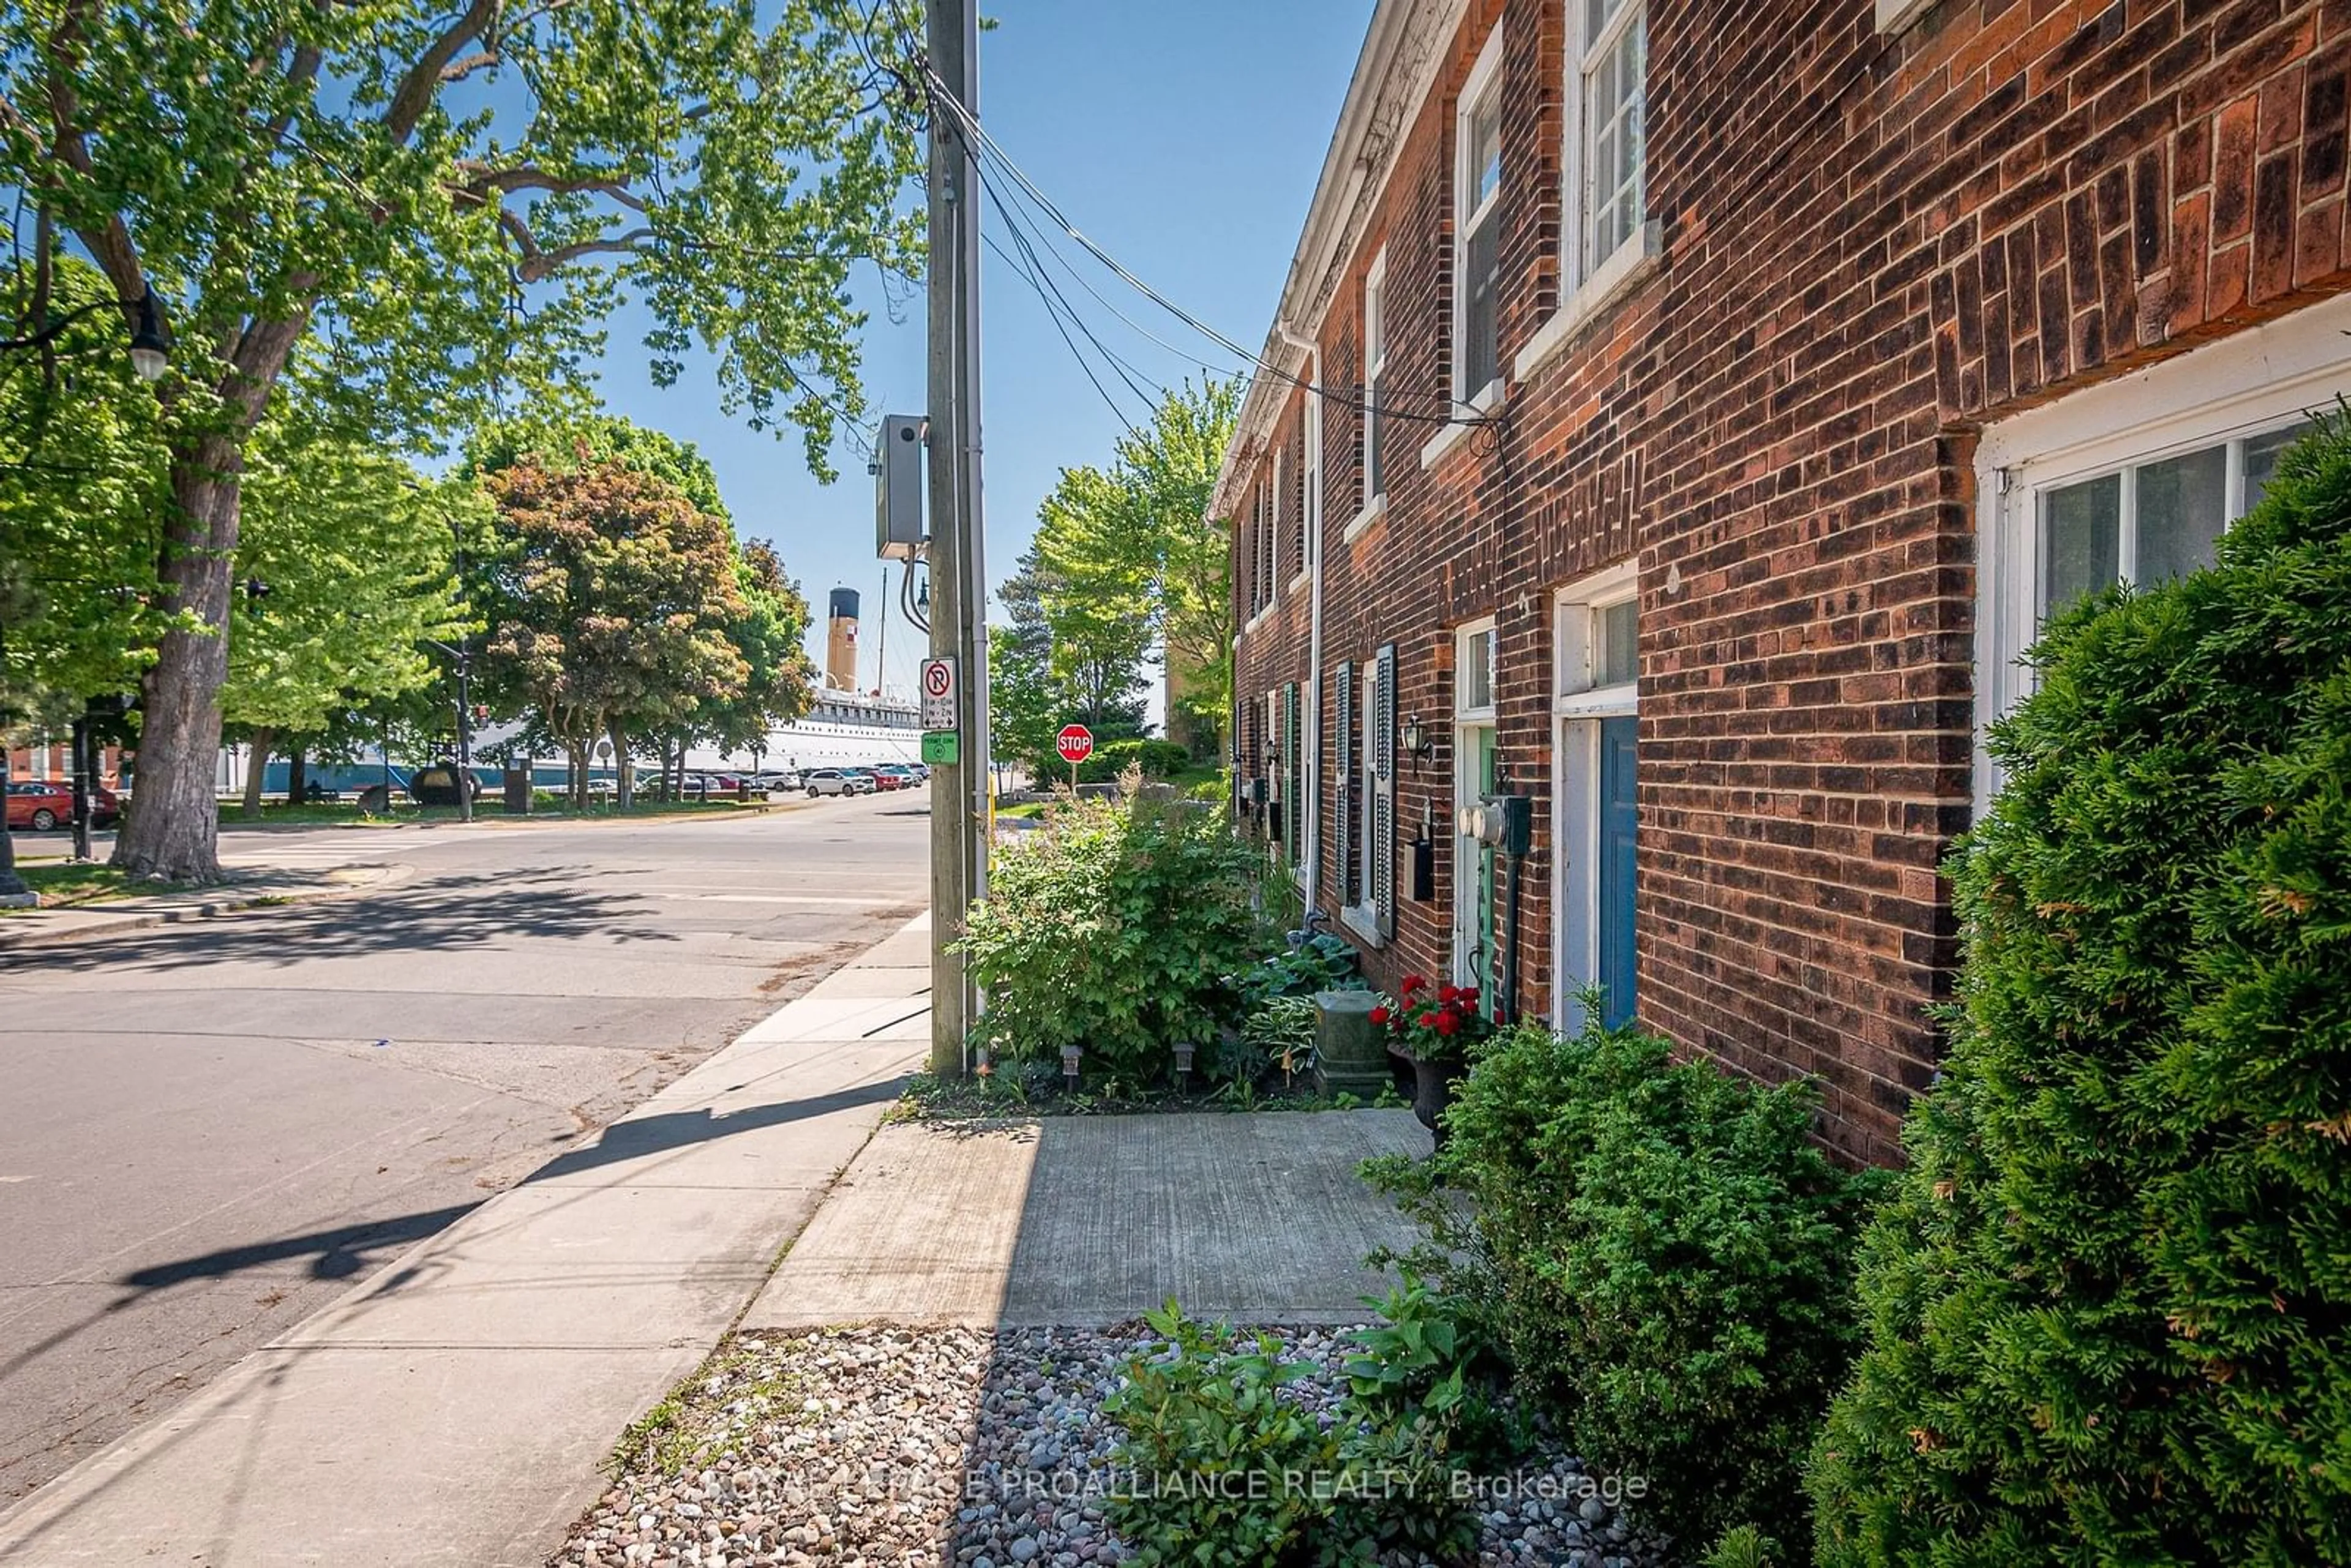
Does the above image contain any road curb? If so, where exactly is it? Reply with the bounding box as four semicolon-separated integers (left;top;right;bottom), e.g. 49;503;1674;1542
0;862;418;951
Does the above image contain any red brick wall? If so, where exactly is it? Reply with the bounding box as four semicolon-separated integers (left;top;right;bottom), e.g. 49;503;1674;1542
1229;0;2351;1164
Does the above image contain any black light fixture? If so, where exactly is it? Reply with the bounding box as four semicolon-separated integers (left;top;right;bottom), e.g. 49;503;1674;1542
1400;713;1436;771
127;287;171;383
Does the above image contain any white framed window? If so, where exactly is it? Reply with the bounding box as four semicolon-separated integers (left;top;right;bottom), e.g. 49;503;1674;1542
1457;621;1498;718
1363;249;1388;507
1517;0;1653;382
1974;289;2351;810
1453;28;1506;407
1554;566;1640;713
1576;0;1646;282
1303;364;1323;572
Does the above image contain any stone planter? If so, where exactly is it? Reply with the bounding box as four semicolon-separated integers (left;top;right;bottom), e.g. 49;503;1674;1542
1310;989;1389;1098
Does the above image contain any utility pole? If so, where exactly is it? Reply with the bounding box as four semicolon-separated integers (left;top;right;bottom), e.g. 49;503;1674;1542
926;0;989;1077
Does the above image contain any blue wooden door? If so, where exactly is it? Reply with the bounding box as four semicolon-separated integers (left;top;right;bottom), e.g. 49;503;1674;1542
1597;716;1638;1029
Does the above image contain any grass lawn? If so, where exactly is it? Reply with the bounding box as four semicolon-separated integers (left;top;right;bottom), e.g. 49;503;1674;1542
214;795;778;828
2;861;193;913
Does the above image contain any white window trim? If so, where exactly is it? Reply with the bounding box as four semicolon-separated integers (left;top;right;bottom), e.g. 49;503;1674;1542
1340;491;1387;544
1451;26;1507;408
1876;0;1935;33
1972;287;2351;814
1562;0;1646;298
1420;383;1506;471
1515;219;1660;382
1364;248;1389;507
1455;616;1499;722
1551;569;1641;1033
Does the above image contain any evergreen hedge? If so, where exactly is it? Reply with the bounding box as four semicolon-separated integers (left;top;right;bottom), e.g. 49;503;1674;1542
1809;413;2351;1565
1432;1021;1882;1546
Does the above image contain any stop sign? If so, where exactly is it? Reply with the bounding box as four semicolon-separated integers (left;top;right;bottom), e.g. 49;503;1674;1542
1056;724;1095;765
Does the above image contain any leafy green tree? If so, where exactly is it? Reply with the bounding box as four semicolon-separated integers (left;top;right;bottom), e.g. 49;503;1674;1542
1014;380;1240;760
4;0;924;879
651;539;818;792
224;421;479;814
1809;416;2351;1567
468;413;732;521
1110;379;1240;751
1030;464;1155;730
475;454;748;808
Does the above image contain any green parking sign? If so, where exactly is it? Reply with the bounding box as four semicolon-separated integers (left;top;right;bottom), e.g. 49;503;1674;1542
921;730;959;765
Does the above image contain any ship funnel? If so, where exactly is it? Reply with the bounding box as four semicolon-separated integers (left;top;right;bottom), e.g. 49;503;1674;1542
825;588;860;691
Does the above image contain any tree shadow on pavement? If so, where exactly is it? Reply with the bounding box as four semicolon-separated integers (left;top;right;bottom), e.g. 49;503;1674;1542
0;866;679;975
522;1077;909;1185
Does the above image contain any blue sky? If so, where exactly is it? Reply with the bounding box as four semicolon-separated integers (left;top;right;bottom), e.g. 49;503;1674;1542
587;1;1370;699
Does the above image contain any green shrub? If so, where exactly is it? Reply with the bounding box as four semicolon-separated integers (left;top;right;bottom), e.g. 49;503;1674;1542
1104;1305;1341;1566
1808;415;2351;1566
1431;1019;1881;1545
1232;931;1366;1010
960;784;1262;1081
1103;1298;1477;1567
1234;995;1318;1083
1076;736;1191;784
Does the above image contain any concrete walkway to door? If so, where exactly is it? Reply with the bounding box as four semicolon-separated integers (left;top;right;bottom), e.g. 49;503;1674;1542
741;1107;1432;1334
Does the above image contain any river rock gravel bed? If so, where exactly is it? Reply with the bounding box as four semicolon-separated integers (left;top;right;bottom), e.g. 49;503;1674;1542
550;1324;1678;1568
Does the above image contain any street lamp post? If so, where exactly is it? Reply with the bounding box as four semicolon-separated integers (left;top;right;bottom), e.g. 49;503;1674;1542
421;637;473;824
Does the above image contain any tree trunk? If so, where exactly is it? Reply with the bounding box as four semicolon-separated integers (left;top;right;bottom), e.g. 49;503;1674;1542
610;719;634;810
286;746;307;803
0;748;27;900
240;727;276;819
114;443;243;883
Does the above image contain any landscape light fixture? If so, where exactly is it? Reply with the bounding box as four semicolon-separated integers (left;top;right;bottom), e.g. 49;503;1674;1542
127;287;170;383
1060;1043;1082;1093
1172;1040;1196;1089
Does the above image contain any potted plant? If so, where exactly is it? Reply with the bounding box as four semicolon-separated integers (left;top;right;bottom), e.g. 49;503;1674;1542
1371;975;1494;1147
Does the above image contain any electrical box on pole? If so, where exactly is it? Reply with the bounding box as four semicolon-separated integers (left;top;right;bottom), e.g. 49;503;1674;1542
875;414;927;561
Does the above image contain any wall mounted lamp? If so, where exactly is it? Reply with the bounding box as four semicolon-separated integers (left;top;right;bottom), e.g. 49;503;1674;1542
1400;713;1436;771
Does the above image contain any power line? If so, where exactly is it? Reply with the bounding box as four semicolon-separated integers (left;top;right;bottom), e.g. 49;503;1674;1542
920;62;1483;432
977;172;1171;426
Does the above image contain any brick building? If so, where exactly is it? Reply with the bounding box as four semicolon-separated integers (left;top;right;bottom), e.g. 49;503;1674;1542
1220;0;2351;1163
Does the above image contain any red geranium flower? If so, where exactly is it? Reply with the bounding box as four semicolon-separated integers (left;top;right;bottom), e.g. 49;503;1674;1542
1438;985;1461;1003
1434;1011;1461;1037
1400;973;1428;995
1368;1005;1390;1026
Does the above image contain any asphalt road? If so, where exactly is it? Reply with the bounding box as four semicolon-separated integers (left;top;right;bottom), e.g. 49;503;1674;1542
0;793;929;1503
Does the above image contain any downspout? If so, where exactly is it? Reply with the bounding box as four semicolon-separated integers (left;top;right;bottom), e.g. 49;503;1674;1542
1277;318;1327;912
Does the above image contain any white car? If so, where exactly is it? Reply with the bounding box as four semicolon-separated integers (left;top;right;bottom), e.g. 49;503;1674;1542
802;768;874;798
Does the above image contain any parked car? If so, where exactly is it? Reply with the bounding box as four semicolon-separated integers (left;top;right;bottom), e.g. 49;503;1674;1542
752;770;801;793
873;764;924;787
802;768;874;798
862;766;906;792
6;779;121;831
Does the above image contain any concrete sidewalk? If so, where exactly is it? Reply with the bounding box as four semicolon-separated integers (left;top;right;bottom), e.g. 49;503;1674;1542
744;1108;1431;1333
0;913;934;1567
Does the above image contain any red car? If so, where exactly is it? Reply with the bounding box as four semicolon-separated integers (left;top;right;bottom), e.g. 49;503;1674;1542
6;779;121;831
